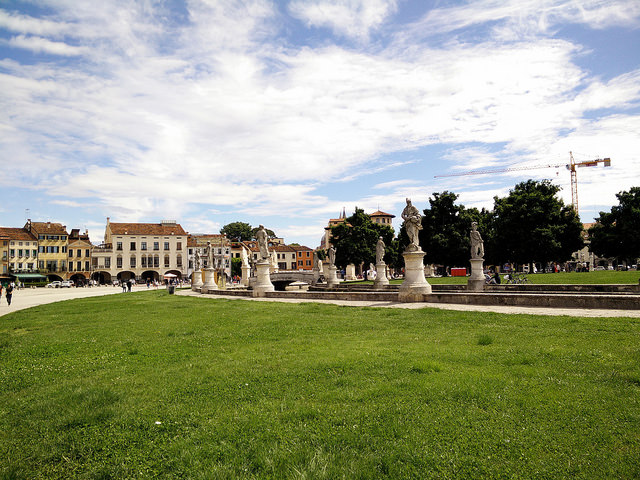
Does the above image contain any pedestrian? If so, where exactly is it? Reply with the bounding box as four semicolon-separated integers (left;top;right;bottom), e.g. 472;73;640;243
121;281;127;293
5;282;13;306
0;283;3;304
127;279;132;292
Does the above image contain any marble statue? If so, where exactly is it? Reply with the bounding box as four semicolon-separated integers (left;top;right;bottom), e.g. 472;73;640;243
194;249;201;270
401;198;422;249
328;245;336;266
241;246;249;267
313;250;320;270
256;225;269;260
470;222;484;259
204;241;213;268
376;236;385;264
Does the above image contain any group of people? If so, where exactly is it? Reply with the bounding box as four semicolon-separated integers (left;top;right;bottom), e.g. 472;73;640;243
0;282;15;306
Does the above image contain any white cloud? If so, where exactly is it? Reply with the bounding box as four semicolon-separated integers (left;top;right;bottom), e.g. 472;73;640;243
288;0;397;40
7;34;89;56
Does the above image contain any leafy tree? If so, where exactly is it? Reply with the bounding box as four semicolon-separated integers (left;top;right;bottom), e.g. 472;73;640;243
330;208;394;269
230;257;242;277
220;222;253;241
589;186;640;265
417;191;486;268
492;180;583;269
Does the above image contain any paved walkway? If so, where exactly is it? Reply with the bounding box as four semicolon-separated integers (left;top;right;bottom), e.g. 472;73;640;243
0;285;140;317
1;286;638;318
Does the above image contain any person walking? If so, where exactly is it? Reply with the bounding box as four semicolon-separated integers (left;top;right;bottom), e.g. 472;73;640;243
5;282;13;306
0;283;3;305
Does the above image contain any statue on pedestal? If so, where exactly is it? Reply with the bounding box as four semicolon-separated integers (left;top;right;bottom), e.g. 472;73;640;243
194;249;201;270
204;241;213;268
376;236;385;264
470;222;484;259
241;246;249;267
401;198;422;250
256;225;269;260
328;245;336;266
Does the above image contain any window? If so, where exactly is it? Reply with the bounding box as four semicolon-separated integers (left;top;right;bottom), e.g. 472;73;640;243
62;246;66;253
130;242;136;251
85;261;90;271
141;242;147;251
177;254;182;267
39;246;44;253
154;256;159;268
116;242;123;251
298;260;303;266
116;257;122;268
18;249;23;257
9;249;15;257
105;257;111;268
164;242;170;251
164;255;170;267
130;256;136;268
306;260;312;266
177;242;182;250
27;263;33;270
38;234;44;240
77;261;83;271
32;249;37;257
61;236;66;241
39;260;44;269
141;257;147;267
153;242;159;251
69;249;74;257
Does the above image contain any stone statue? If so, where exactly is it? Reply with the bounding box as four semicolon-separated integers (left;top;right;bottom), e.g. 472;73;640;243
313;250;320;270
328;245;336;266
401;198;422;250
241;246;249;267
256;225;269;260
270;250;278;269
204;241;213;268
194;249;201;270
376;236;385;264
470;222;484;259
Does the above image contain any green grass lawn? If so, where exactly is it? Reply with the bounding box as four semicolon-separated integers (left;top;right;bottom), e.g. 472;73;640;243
2;292;640;479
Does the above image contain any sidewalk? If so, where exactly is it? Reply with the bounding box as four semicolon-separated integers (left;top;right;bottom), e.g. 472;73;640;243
176;289;640;318
0;285;130;317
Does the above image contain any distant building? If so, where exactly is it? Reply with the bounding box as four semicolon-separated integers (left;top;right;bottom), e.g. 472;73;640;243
24;220;69;280
92;218;187;284
0;226;38;276
291;245;313;270
186;234;231;279
67;229;93;284
370;210;395;227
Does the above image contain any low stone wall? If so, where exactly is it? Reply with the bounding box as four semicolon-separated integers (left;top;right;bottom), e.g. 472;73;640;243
199;286;640;310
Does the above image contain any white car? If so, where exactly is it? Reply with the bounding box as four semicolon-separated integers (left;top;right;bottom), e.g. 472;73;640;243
46;281;61;288
60;280;73;287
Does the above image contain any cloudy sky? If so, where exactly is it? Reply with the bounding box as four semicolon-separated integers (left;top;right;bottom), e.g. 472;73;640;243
1;0;639;247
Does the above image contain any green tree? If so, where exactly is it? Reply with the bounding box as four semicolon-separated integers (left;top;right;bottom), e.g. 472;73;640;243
220;222;253;241
492;180;583;270
230;257;242;277
330;208;394;269
589;186;640;266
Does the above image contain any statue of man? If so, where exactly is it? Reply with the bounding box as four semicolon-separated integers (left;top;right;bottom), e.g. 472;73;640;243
470;222;484;259
204;241;212;268
376;236;385;264
313;250;319;270
328;245;336;266
256;225;269;260
241;246;249;267
401;198;422;248
194;249;201;270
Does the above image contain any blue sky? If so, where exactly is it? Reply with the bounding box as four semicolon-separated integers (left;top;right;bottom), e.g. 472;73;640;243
1;0;639;248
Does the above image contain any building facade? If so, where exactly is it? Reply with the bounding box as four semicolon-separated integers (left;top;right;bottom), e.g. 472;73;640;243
92;219;187;284
186;234;231;280
25;220;69;280
0;227;38;277
67;229;94;284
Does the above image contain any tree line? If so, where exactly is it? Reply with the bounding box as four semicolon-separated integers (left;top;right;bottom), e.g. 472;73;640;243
330;181;640;272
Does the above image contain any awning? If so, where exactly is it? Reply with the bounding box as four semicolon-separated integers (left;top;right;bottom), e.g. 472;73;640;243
11;273;48;281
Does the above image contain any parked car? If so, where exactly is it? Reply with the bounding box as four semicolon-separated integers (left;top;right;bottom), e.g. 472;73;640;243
60;280;73;288
46;281;61;288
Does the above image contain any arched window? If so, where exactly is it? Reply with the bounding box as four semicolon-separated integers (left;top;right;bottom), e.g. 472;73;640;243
176;254;182;267
153;255;159;268
164;254;170;268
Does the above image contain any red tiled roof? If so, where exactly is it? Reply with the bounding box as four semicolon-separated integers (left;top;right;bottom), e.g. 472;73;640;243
0;227;38;242
290;245;312;251
28;222;68;235
109;222;186;236
370;210;395;218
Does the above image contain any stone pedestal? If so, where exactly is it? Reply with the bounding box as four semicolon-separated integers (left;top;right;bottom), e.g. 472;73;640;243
253;260;274;297
399;249;432;302
326;265;339;288
241;264;250;287
191;269;203;291
312;268;321;285
345;264;357;281
373;262;389;290
467;258;485;292
202;267;218;292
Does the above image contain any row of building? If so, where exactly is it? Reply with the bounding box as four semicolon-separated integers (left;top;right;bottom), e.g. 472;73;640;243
0;218;316;285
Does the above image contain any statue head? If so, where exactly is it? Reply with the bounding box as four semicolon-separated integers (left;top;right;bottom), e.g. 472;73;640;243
471;221;478;230
405;197;411;205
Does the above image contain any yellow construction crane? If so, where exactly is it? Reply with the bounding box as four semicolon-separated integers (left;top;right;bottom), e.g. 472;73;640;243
434;152;611;216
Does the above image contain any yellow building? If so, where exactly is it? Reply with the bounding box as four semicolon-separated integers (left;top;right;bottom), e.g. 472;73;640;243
25;220;69;281
67;228;94;284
